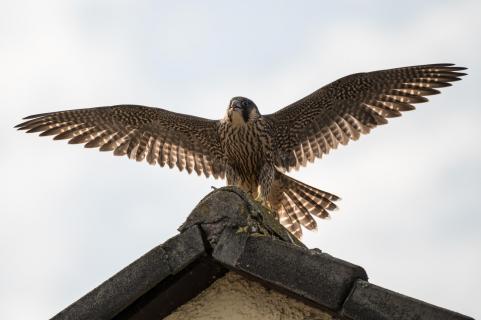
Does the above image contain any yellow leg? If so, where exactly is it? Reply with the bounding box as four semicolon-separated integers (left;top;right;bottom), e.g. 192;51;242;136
254;193;272;210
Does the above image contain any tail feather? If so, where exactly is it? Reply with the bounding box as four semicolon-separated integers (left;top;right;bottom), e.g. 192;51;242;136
269;171;340;239
291;181;339;213
279;197;302;236
285;189;317;231
291;187;332;218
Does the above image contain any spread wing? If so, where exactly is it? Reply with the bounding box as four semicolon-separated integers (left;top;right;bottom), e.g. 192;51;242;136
265;63;467;171
16;105;226;178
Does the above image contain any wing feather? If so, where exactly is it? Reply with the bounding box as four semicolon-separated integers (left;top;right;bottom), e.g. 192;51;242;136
16;104;225;178
266;63;467;171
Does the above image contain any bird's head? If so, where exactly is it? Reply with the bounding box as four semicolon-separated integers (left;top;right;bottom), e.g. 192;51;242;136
226;96;260;126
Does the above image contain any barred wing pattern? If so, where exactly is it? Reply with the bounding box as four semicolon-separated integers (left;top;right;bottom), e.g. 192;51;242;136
16;105;226;178
266;64;467;172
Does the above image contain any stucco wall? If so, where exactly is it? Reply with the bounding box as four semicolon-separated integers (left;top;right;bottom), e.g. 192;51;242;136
165;272;331;320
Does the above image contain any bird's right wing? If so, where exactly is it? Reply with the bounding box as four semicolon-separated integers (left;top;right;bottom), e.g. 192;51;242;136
16;105;226;178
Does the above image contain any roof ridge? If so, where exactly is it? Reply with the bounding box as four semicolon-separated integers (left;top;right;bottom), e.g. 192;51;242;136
51;187;475;320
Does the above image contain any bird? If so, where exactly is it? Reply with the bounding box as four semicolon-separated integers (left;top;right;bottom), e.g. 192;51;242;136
15;63;467;238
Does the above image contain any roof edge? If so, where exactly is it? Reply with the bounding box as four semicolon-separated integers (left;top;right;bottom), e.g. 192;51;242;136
51;226;206;320
50;187;475;320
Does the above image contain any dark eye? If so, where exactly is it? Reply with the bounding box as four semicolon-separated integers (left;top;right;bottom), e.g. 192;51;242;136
242;100;249;107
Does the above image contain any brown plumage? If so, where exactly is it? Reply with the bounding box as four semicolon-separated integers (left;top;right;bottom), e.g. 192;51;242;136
15;63;467;238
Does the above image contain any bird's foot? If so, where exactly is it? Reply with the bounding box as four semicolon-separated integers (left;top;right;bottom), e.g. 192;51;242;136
236;226;249;234
253;194;271;210
236;225;269;237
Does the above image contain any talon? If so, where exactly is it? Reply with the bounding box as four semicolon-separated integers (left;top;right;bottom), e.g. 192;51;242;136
251;232;267;237
253;195;272;211
236;226;249;233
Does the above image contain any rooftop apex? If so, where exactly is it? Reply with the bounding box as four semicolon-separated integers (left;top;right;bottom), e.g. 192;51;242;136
52;187;474;320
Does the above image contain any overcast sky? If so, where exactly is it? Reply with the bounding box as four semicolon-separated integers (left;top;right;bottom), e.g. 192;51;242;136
1;1;480;319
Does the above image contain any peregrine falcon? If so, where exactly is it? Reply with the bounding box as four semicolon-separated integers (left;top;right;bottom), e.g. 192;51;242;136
16;63;467;238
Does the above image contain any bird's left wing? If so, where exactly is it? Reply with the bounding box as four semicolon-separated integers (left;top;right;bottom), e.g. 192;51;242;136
264;63;467;171
16;104;226;178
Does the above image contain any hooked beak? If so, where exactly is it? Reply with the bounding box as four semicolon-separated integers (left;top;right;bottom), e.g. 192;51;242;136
230;100;242;111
